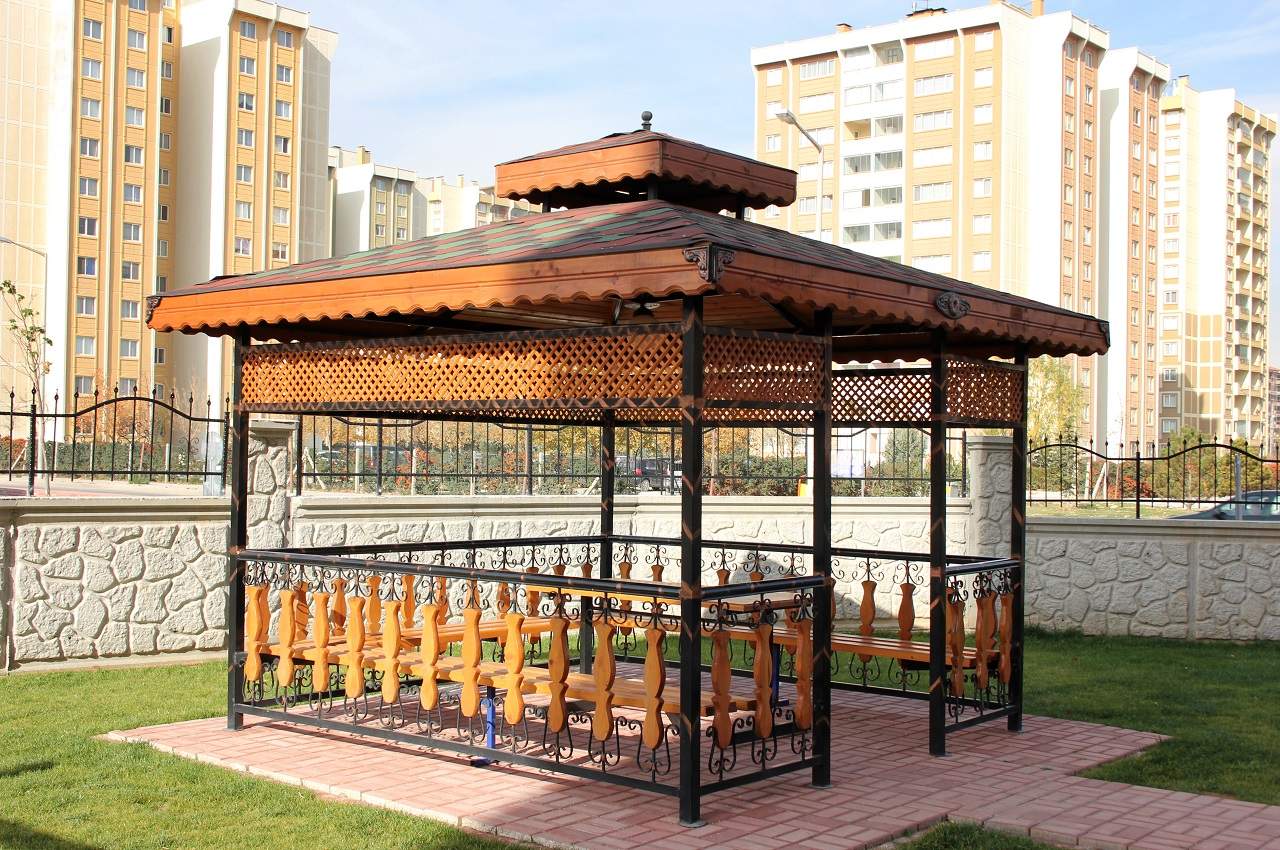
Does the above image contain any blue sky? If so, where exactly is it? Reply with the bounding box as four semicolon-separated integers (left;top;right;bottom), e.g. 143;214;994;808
306;0;1279;181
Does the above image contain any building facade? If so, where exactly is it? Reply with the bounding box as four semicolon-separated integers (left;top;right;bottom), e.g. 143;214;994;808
1158;77;1274;443
1268;367;1280;449
0;0;335;408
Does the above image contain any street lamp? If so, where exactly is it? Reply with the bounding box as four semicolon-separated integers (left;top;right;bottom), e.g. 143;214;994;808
777;110;826;242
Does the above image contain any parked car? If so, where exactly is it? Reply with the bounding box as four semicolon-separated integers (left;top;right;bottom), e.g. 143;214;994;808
618;456;679;493
1176;490;1280;521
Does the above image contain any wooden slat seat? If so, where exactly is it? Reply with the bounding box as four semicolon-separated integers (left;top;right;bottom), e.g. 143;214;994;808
772;630;996;668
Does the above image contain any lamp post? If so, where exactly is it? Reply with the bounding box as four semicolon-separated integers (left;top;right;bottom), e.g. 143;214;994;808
777;110;826;243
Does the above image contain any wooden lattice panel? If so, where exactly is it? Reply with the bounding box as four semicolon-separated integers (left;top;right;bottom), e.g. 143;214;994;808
705;333;824;406
241;330;682;411
832;369;931;424
946;359;1023;424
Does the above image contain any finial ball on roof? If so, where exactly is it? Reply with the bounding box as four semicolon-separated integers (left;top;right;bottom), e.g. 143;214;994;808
640;110;653;131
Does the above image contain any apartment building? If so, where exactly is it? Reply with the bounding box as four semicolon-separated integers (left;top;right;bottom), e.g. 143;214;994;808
1098;48;1170;448
1158;77;1275;443
0;0;335;407
414;174;539;236
1268;367;1280;449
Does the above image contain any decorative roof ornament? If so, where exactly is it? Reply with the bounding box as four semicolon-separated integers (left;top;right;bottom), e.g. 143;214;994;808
640;110;653;131
935;292;971;320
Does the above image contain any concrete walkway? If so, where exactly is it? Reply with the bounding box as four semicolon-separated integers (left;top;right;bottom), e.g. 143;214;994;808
108;690;1280;850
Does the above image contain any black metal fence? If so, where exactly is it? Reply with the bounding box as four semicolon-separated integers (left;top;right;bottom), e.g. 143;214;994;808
1028;436;1280;519
292;415;969;498
4;388;228;495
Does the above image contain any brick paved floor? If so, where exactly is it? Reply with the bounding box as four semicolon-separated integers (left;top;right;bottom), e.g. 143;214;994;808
108;689;1280;850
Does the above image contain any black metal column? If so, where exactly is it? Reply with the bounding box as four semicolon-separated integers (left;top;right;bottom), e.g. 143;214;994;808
811;308;833;788
227;333;251;731
928;331;948;756
1008;346;1029;732
678;295;705;827
600;410;616;578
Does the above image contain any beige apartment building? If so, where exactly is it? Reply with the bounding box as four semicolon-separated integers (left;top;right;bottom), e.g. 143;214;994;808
1158;78;1274;443
327;146;538;257
0;0;335;409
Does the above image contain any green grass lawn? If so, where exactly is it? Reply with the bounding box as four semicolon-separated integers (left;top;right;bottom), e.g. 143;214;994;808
0;630;1276;849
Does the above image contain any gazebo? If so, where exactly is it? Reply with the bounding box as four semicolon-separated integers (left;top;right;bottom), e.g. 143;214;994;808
146;119;1109;825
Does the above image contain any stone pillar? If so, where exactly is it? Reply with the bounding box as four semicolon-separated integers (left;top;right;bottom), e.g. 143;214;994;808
245;419;296;550
966;434;1013;558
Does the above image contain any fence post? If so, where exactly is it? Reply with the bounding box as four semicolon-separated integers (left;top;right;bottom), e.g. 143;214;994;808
295;416;304;496
26;388;37;497
1134;444;1142;520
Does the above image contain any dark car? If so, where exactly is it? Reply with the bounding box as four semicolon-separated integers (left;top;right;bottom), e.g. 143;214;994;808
618;456;678;493
1177;490;1280;521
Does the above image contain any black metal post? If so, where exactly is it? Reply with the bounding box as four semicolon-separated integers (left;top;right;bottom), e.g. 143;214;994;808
811;308;833;788
227;332;251;730
1135;443;1142;519
1009;346;1029;732
375;419;385;496
678;295;705;827
295;415;303;496
928;331;948;756
27;387;36;496
525;424;535;495
601;410;616;577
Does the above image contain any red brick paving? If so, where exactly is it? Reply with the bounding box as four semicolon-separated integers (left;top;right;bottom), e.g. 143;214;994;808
107;690;1280;850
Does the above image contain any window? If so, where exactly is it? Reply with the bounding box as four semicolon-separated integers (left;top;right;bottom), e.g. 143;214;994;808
1162;368;1178;382
82;58;102;79
1162;315;1178;331
118;377;138;396
874;221;902;239
275;64;292;83
912;218;952;239
1084;49;1095;68
275;99;292;119
874;115;903;136
1083;225;1092;246
73;376;94;396
1064;76;1075;97
844;225;871;244
1164;238;1179;253
154;347;166;365
159;132;171;150
973;104;993;124
913;73;953;96
239;20;257;38
238;92;255;111
1084;85;1093;105
374;224;386;237
121;261;140;281
1082;262;1092;281
1062;220;1074;240
123;144;143;164
765;205;780;218
237;128;254;147
912;254;952;274
126;106;145;126
76;296;96;316
234;237;251;256
765;101;783;118
914;109;952;132
77;216;97;237
277;30;294;48
126;67;145;88
1163;289;1178;304
1063;184;1074;205
844;84;871;106
158;168;169;185
1082;190;1092;210
798;59;834;80
914;38;954;60
161;60;173;80
913;182;952;203
83;18;102;39
1064;113;1075;133
121;300;139;319
236;164;253;183
127;29;145;50
764;134;781;152
874;79;903;101
273;206;289;225
164;25;174;44
79;177;98;197
973;140;992;161
158;204;168;222
972;251;992;271
1062;256;1074;278
972;214;992;234
798;93;834;113
274;135;290;154
157;96;169;114
873;186;902;206
80;137;99;157
75;336;96;357
874;150;902;171
913;145;952;168
974;31;994;51
123;185;142;206
273;170;290;189
973;177;992;198
235;200;252;220
239;56;256;75
77;257;97;276
120;339;139;359
843;154;871;175
1064;147;1075;168
810;126;834;145
765;67;782;86
80;97;101;119
974;67;993;88
156;275;167;292
1084;120;1093;140
1083;155;1092;175
1163;342;1178;356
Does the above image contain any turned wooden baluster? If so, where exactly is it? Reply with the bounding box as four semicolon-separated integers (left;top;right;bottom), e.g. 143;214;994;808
400;575;416;631
366;575;382;635
650;562;664;583
546;595;570;734
715;565;731;587
859;573;877;663
974;581;997;691
617;561;634;636
379;598;403;704
752;614;774;738
641;622;666;751
434;576;450;624
501;595;526;726
294;582;311;644
460;579;482;718
244;582;269;683
415;600;442;709
793;609;813;731
342;594;366;698
898;572;917;640
710;620;733;750
998;587;1014;685
524;566;542;614
273;585;299;687
591;609;616;743
947;585;966;697
307;588;332;692
331;579;347;635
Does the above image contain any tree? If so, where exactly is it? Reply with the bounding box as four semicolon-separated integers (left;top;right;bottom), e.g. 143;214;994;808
2;280;53;492
1026;355;1085;444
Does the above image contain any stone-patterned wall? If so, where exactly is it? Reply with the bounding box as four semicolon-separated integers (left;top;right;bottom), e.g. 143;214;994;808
0;420;294;667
